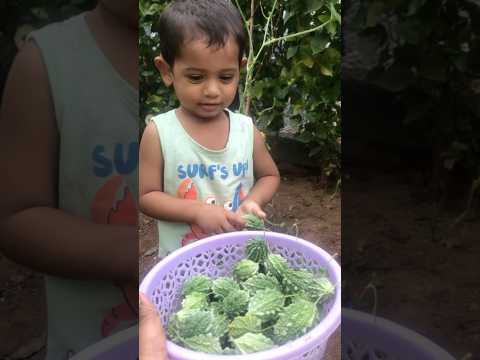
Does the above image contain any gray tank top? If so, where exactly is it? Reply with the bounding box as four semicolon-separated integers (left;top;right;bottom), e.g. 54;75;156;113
29;13;138;359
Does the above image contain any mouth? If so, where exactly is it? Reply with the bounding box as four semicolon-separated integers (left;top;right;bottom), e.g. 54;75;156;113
199;103;221;111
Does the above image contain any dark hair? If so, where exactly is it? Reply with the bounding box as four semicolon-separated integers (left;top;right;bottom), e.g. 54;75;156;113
155;0;246;67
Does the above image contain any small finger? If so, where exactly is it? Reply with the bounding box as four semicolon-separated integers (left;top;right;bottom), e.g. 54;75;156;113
221;220;235;233
227;211;246;228
255;209;267;219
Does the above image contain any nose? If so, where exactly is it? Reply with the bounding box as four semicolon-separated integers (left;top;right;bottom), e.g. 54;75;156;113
203;79;220;98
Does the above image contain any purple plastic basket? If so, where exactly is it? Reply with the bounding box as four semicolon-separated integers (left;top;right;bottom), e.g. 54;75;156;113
342;308;456;359
139;231;341;360
69;325;138;360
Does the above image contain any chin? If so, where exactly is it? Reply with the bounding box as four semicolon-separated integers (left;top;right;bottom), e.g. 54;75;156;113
187;107;225;120
197;112;223;120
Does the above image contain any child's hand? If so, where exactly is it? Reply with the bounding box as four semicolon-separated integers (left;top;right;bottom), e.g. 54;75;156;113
236;199;267;219
193;204;245;235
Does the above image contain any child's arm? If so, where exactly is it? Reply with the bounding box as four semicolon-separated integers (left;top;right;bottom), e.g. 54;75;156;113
237;127;281;218
0;42;137;283
139;122;245;235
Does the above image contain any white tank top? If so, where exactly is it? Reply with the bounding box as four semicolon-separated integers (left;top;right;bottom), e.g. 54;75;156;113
29;13;138;359
152;109;255;257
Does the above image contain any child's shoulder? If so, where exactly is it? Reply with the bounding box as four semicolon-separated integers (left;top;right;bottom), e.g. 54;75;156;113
227;110;256;137
227;110;254;127
150;109;177;125
228;109;252;121
29;13;83;47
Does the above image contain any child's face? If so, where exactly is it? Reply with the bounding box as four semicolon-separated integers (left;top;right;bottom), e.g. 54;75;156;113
157;37;243;120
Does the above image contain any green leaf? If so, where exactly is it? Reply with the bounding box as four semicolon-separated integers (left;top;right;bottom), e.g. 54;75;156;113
250;81;267;100
248;288;285;322
229;314;262;338
173;309;214;339
233;259;259;281
182;292;208;310
182;275;213;296
210;311;229;337
325;48;341;63
329;2;341;24
283;10;295;24
243;213;265;230
243;273;281;295
287;46;298;59
233;333;275;354
311;34;329;54
306;0;326;13
222;289;249;319
273;298;318;344
212;277;240;299
320;65;333;76
318;14;331;23
303;56;315;68
148;95;165;104
183;334;222;354
309;276;335;303
326;21;337;36
144;3;163;16
141;70;154;77
275;87;289;99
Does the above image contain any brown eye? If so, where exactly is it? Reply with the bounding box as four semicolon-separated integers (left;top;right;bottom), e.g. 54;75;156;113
188;74;203;82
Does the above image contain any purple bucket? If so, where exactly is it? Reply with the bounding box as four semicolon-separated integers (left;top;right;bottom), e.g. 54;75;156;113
342;308;456;359
140;231;341;360
69;325;138;360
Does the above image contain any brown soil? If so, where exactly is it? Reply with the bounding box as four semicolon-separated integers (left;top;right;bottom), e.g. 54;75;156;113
139;175;342;360
343;168;480;359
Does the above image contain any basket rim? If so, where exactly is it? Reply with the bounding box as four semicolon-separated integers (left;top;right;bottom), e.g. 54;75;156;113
342;308;456;359
140;231;341;360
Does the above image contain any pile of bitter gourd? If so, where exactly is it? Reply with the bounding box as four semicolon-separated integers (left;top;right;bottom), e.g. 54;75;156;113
167;236;335;355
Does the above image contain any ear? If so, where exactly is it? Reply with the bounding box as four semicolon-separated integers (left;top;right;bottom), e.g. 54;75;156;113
240;56;248;69
154;56;173;87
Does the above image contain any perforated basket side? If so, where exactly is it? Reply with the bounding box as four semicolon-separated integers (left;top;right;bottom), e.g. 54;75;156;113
140;231;341;360
147;241;246;325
